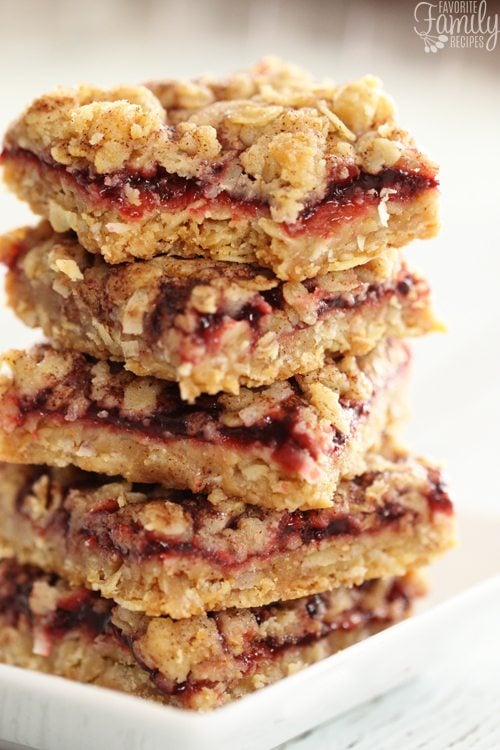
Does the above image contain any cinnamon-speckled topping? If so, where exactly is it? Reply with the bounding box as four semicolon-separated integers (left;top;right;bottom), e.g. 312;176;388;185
4;451;452;570
0;223;436;401
0;222;425;344
0;339;410;474
0;558;420;703
2;58;437;226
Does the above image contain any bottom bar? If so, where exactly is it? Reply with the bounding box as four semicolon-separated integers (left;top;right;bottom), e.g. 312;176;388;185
0;559;423;710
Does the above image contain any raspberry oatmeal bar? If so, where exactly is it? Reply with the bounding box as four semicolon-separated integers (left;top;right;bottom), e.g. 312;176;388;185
0;340;409;511
0;56;452;715
1;59;439;281
0;559;424;709
0;452;454;617
0;223;439;401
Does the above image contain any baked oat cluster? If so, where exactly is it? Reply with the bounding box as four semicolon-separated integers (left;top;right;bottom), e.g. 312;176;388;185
0;59;453;710
1;57;439;279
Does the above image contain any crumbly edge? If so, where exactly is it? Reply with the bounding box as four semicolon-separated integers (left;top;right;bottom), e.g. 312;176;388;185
0;614;397;709
0;396;403;513
1;157;439;278
0;340;410;510
1;224;440;400
0;559;421;709
0;451;455;617
3;57;437;226
0;504;454;618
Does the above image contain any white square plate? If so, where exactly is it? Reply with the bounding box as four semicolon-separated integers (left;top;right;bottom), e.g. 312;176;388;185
0;510;499;750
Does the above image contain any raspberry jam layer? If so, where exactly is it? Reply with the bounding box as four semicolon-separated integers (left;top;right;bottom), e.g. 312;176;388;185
289;167;438;238
111;577;413;701
10;354;360;474
2;148;438;233
0;560;412;704
14;464;452;569
0;560;112;639
14;390;331;473
6;343;410;476
145;268;422;351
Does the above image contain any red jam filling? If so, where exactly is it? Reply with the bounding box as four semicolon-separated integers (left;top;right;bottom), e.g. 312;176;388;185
13;461;452;570
2;148;438;234
288;167;437;238
13;371;342;475
144;269;419;354
0;561;112;640
0;560;411;704
425;470;454;515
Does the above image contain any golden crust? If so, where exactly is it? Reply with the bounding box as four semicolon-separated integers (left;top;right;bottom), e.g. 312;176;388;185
0;453;454;617
0;559;423;709
2;58;439;279
1;157;439;279
0;223;440;401
0;340;410;511
4;59;432;221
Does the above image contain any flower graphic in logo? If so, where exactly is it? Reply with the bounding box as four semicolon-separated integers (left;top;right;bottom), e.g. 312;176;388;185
415;30;448;53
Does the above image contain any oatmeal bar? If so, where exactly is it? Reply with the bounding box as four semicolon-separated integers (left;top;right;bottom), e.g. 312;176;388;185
1;58;439;281
0;559;423;710
0;454;454;617
0;223;439;401
0;340;409;511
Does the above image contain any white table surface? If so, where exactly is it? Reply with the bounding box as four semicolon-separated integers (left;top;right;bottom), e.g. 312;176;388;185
0;1;498;748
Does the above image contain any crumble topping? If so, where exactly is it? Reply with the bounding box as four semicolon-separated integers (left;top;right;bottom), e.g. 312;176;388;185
0;223;436;400
0;557;421;702
3;58;437;225
0;340;409;461
7;451;452;568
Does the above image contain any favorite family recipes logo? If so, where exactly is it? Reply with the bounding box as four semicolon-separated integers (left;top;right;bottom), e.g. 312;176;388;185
413;1;499;52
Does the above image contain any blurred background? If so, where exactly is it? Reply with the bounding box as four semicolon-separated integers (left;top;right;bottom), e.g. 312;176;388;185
0;2;499;748
0;0;499;513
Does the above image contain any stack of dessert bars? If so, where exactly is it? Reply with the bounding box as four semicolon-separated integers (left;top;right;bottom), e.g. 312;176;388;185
0;60;454;710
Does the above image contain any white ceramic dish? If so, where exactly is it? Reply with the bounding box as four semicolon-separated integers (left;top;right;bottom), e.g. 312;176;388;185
0;510;498;750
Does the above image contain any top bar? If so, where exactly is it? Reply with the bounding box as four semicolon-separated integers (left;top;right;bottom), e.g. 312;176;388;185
1;58;439;281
